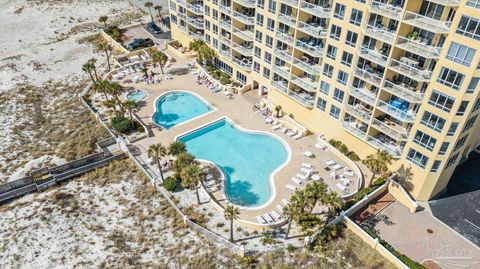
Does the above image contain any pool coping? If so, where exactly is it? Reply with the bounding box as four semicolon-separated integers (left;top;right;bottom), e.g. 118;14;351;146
150;90;217;130
174;116;293;213
124;89;149;102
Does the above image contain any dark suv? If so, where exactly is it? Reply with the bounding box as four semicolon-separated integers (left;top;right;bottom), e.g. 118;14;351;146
127;38;154;50
146;22;162;34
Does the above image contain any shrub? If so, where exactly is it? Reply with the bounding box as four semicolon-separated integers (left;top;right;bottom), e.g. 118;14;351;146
163;176;178;191
347;151;360;161
339;144;349;154
219;76;230;85
111;116;132;134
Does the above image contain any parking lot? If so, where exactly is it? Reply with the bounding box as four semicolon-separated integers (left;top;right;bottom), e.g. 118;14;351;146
122;23;171;48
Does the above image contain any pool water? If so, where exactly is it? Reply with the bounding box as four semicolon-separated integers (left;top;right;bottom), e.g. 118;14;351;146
126;90;147;102
153;91;212;128
178;119;288;207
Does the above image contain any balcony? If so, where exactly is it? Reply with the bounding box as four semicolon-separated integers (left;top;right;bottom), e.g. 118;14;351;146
371;118;409;141
403;11;451;34
232;28;254;41
278;14;297;28
369;0;403;20
359;47;389;66
348;87;377;104
276;31;295;45
220;34;231;45
188;31;204;40
232;56;252;70
300;1;331;18
177;0;186;5
178;24;188;33
274;48;292;62
219;5;232;15
273;65;290;79
188;17;204;29
295;40;324;57
345;104;372;123
288;90;315;108
178;12;187;20
354;67;383;87
428;0;460;6
219;49;231;58
272;80;289;93
395;36;441;59
383;80;424;103
232;43;253;56
389;58;432;82
367;135;403;157
187;3;204;14
342;121;367;139
297;21;327;38
291;74;318;92
279;0;299;7
219;20;232;30
235;0;255;8
292;58;321;75
233;10;255;25
377;100;417;123
363;24;396;44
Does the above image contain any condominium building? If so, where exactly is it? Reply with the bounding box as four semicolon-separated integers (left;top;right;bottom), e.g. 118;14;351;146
168;0;480;201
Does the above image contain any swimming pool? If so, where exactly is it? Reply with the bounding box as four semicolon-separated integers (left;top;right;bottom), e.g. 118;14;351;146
152;91;213;129
126;89;147;102
178;118;289;207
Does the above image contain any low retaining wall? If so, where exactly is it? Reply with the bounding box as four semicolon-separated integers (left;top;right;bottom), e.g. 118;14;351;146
388;180;419;213
100;30;129;54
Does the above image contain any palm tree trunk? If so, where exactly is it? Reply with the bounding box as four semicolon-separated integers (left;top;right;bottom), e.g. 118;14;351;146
93;67;99;81
105;50;111;71
285;218;292;239
148;8;154;22
129;111;134;129
195;184;200;205
230;219;234;242
157;159;165;181
159;64;164;74
88;71;96;84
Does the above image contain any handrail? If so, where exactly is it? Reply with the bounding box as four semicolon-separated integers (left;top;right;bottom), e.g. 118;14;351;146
290;74;318;91
278;13;297;27
288;91;315;107
377;99;417;122
297;21;327;37
403;11;451;33
359;46;388;65
354;67;383;86
389;59;432;82
364;24;396;44
292;58;321;74
383;80;424;103
233;10;255;24
367;135;403;157
372;118;409;140
370;0;403;19
395;36;441;58
275;31;295;45
295;40;324;57
300;1;331;17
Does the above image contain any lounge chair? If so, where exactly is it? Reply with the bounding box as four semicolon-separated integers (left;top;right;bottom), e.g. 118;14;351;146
331;164;343;171
265;117;273;124
286;184;297;191
272;124;283;130
256;216;267;224
282;199;289;206
293;132;302;140
302;163;314;169
276;205;284;213
291;177;303;185
271;210;283;221
296;173;309;181
263;213;275;223
326;159;336;166
287;129;297;137
300;167;313;174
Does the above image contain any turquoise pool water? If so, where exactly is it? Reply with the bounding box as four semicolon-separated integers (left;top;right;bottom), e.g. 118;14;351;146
126;90;147;102
178;119;288;207
153;91;212;129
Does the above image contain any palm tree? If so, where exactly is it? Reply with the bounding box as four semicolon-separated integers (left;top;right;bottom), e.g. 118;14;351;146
88;58;99;81
197;44;216;65
291;190;309;216
172;152;196;175
82;61;96;84
305;182;328;213
224;204;240;242
168;141;186;156
275;105;282;118
154;5;163;21
95;79;110;101
144;1;155;22
363;150;392;182
99;15;108;28
148;143;168;181
189;40;205;52
95;39;113;71
282;202;299;239
122;100;137;128
106;81;124;109
320;192;344;229
151;50;168;74
180;164;204;204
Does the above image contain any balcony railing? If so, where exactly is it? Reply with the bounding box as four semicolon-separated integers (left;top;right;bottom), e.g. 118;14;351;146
219;5;232;15
359;47;388;66
278;14;297;28
345;104;372;123
274;49;292;62
272;81;289;93
395;36;441;59
389;59;432;82
276;31;295;45
295;40;325;57
372;118;409;141
273;65;290;79
290;74;318;92
188;18;204;29
367;135;403;157
178;12;187;20
428;0;460;6
235;0;255;8
279;0;299;7
187;3;204;14
363;24;396;44
354;67;383;87
292;58;321;74
403;11;451;33
348;87;377;104
300;1;331;17
219;49;231;58
297;21;327;38
188;31;204;40
377;100;417;123
232;43;253;56
178;24;188;33
177;0;186;5
219;20;232;29
232;57;252;70
288;91;315;107
232;28;254;41
233;10;255;25
342;122;367;139
383;80;424;103
370;0;403;20
220;35;231;44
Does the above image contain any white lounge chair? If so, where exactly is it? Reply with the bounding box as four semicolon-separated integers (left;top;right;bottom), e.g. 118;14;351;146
265;117;273;124
271;210;283;221
300;167;313;174
263;213;274;223
287;129;297;137
256;216;267;224
293;132;302;140
281;199;289;206
302;163;314;169
302;151;313;157
296;173;309;181
272;124;283;130
286;184;297;191
331;164;343;171
276;205;284;214
326;159;336;166
291;177;303;185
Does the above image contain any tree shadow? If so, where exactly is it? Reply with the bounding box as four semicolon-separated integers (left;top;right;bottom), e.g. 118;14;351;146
152;112;180;128
222;166;260;207
396;164;414;191
168;68;190;76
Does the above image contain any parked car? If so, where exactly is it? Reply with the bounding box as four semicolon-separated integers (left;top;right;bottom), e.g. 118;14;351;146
146;22;162;34
127;38;154;50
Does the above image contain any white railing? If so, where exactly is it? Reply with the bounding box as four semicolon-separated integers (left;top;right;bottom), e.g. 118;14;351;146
232;57;252;70
370;0;403;20
359;47;388;66
295;40;324;57
342;122;367;139
354;67;383;87
279;0;299;7
348;87;377;104
219;20;231;29
290;74;318;91
345;104;372;122
403;11;451;33
278;14;297;27
383;80;424;103
377;99;417;123
219;4;232;15
276;31;295;45
219;49;231;58
232;28;254;41
187;3;204;14
300;1;331;17
188;18;204;29
297;21;327;38
272;81;289;93
429;0;460;6
188;31;204;41
233;10;255;24
288;91;315;107
372;119;409;141
389;59;432;82
395;36;441;59
235;0;255;7
274;49;292;61
367;135;403;157
273;65;290;79
292;58;321;74
364;24;396;44
220;35;231;44
232;43;253;56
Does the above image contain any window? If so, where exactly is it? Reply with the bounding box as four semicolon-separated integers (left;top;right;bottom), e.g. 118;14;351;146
413;131;437;151
463;115;477;132
330;25;342;40
349;9;363;26
213;9;218;19
454;135;468;151
326;45;337;60
254;46;261;57
456;101;469;116
264;52;272;64
334;3;346;20
341;51;353;67
428;90;455;112
257;0;265;8
323;64;334;78
437;67;464;90
213;24;218;34
266;35;273;48
267;18;275;31
205;21;211;30
345;31;358;47
337;70;349;85
255;31;263;42
467;0;480;8
456;15;480;41
268;0;276;13
446;42;476;67
421;111;446;132
329;104;341;119
317;97;327;111
407;149;429;169
263;67;270;78
474;98;480;112
439;142;449;155
431;160;441;172
253;61;260;72
256;14;264;26
467;77;479;94
333;88;344;102
319;81;330;95
213;38;218;48
236;72;246;84
447;122;459;136
446;153;459;169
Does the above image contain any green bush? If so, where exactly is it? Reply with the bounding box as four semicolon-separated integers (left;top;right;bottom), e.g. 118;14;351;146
219;76;231;85
163;176;179;191
111;116;132;134
339;144;349;154
347;151;360;161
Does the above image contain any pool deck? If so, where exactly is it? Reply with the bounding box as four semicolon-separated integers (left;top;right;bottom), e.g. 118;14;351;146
119;51;361;225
